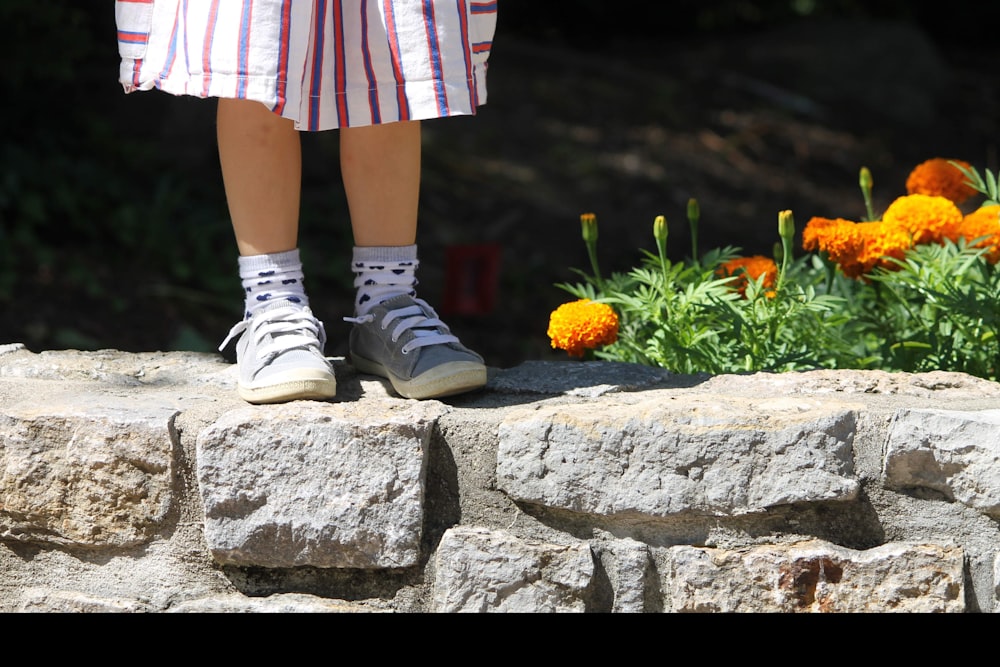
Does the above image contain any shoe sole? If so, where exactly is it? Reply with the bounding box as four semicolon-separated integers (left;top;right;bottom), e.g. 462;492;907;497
239;370;338;405
351;356;487;400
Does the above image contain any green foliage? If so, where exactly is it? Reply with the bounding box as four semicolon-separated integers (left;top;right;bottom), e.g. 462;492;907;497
557;212;863;375
955;163;1000;207
556;196;1000;382
0;113;237;326
866;240;1000;377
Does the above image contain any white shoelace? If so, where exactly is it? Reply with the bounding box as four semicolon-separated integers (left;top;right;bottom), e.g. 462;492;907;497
220;306;326;362
345;298;458;354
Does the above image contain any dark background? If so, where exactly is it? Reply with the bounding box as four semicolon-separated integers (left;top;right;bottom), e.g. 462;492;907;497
2;1;998;368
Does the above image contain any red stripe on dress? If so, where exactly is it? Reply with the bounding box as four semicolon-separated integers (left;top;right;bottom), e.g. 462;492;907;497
308;0;327;130
454;0;476;108
332;0;349;127
382;0;410;121
470;0;496;79
359;0;382;124
201;0;221;98
273;0;293;114
131;58;143;89
118;31;148;44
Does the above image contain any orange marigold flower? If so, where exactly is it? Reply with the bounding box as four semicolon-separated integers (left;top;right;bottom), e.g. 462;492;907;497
802;216;915;278
952;205;1000;263
802;216;838;252
881;193;963;246
855;220;912;273
802;217;867;278
547;299;619;358
905;158;977;205
717;255;778;297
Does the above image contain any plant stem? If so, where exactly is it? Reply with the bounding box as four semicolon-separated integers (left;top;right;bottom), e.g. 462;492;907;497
580;213;605;293
687;199;700;264
586;240;604;293
776;210;794;294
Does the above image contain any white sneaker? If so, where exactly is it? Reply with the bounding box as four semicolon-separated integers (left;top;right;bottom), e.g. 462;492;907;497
220;302;337;404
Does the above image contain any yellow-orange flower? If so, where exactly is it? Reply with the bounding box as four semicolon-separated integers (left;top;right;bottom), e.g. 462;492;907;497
882;193;963;246
855;220;912;273
717;255;778;297
803;162;991;280
802;216;914;278
547;299;619;358
950;205;1000;263
905;158;977;205
802;217;867;278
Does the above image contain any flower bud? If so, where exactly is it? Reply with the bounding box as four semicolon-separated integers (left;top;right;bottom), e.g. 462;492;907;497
859;166;873;193
778;210;795;240
653;215;668;244
580;213;598;244
687;198;700;225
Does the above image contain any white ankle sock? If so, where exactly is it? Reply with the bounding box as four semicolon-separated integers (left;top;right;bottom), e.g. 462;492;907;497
351;245;418;316
238;249;309;319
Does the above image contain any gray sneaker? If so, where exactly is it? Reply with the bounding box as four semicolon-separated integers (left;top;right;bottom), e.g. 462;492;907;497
220;302;337;404
346;294;487;399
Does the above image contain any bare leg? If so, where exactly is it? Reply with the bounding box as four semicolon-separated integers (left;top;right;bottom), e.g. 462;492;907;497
217;97;302;256
340;120;422;246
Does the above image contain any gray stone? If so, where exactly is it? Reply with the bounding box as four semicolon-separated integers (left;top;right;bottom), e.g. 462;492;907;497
497;394;859;517
167;592;379;613
18;588;154;613
0;347;235;387
3;348;1000;612
666;540;965;613
0;343;25;357
0;397;177;547
700;369;1000;398
489;360;678;397
195;401;446;569
883;408;1000;518
592;533;653;613
431;526;594;612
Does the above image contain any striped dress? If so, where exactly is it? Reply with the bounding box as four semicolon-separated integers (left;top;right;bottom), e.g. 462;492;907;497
115;0;497;131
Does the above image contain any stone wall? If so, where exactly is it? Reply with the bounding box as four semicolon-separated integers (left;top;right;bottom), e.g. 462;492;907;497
2;342;999;613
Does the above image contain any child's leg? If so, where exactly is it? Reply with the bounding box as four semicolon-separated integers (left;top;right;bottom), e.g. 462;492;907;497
340;120;487;400
216;97;337;404
217;97;301;256
340;120;421;247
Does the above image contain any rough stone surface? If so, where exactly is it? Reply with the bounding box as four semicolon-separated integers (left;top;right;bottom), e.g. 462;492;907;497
497;395;860;517
431;526;594;613
2;346;1000;613
665;540;965;613
0;396;177;547
592;534;654;613
196;401;445;569
883;408;1000;519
